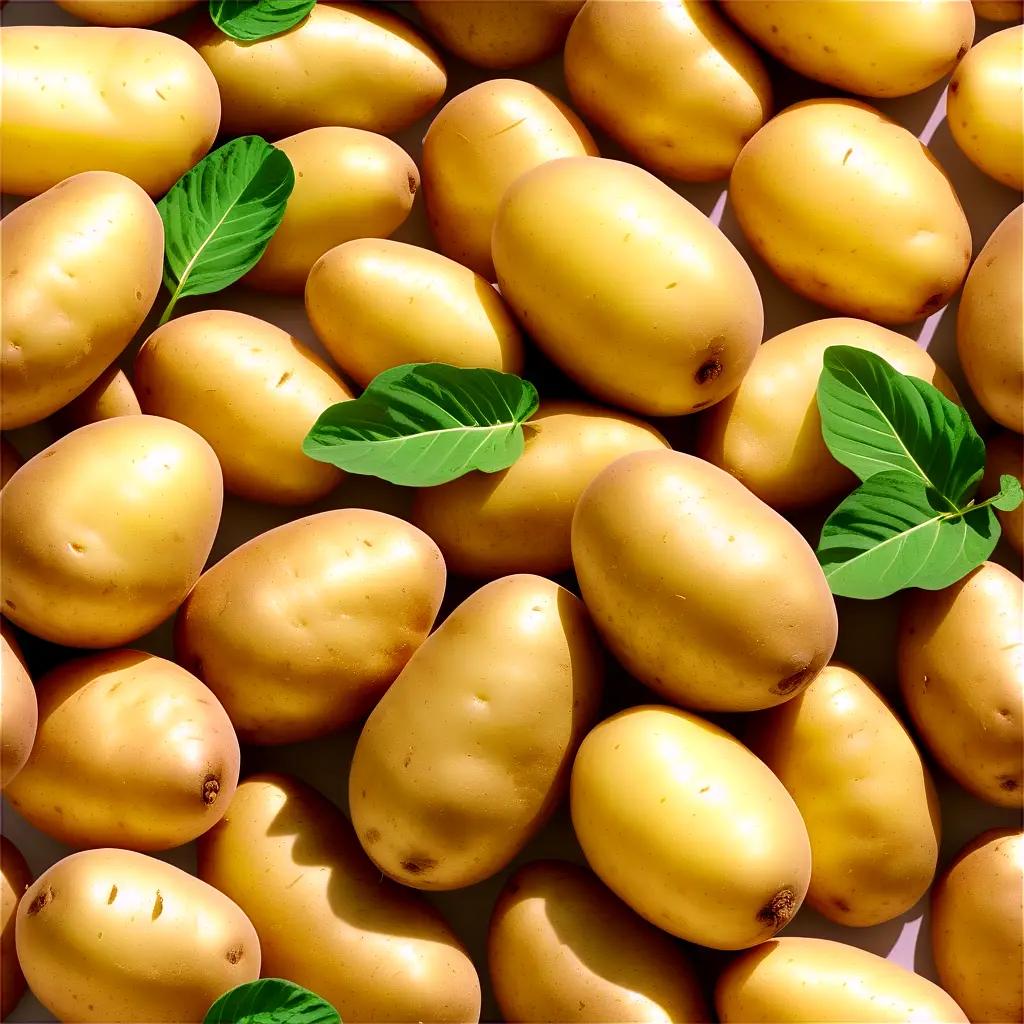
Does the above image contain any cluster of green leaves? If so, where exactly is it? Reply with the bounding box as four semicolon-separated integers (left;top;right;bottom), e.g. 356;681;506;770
205;979;339;1024
209;0;315;40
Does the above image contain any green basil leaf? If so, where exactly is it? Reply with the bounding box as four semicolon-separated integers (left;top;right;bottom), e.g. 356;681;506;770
157;135;294;324
210;0;315;41
993;473;1024;511
204;979;339;1024
303;363;540;486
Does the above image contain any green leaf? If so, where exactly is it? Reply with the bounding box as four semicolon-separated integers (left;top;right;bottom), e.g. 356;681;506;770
303;363;540;487
993;473;1024;511
157;135;294;324
210;0;315;41
204;979;339;1024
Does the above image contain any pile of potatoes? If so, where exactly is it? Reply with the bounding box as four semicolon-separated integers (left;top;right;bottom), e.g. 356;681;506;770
0;1;1022;1022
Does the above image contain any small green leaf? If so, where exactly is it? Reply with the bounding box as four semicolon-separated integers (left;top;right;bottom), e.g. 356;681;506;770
210;0;315;41
303;363;540;487
993;473;1024;511
204;979;339;1024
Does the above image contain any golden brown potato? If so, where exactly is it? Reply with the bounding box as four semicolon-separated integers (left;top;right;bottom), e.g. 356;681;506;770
1;836;32;1020
55;1;199;25
973;0;1022;20
58;364;141;430
982;431;1023;555
0;625;36;791
0;439;21;490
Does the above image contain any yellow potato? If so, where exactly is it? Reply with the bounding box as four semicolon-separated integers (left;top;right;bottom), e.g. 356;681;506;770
957;204;1023;431
305;239;525;387
176;509;445;744
0;416;223;648
422;78;597;279
489;860;709;1023
198;774;481;1023
982;431;1023;555
697;318;959;510
350;574;604;889
0;26;219;197
494;157;763;414
0;625;36;791
134;311;351;505
0;439;21;489
55;0;199;24
730;99;972;324
716;937;968;1022
190;3;446;137
571;705;811;949
973;0;1023;20
564;0;771;181
59;365;141;430
572;450;837;711
1;836;32;1020
16;848;259;1023
899;561;1023;805
1;172;162;429
932;828;1023;1024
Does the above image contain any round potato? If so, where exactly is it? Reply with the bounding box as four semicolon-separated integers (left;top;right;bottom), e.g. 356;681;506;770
422;78;597;279
1;837;32;1020
134;311;351;505
0;625;36;791
305;239;525;387
899;561;1023;805
55;1;199;24
59;365;141;430
1;171;162;429
730;99;972;324
17;848;259;1023
176;509;445;744
0;26;219;197
0;416;223;648
564;0;771;181
0;439;21;490
199;774;481;1023
494;157;763;414
190;3;446;137
350;574;604;890
982;431;1023;555
489;860;708;1023
973;0;1022;19
697;318;959;510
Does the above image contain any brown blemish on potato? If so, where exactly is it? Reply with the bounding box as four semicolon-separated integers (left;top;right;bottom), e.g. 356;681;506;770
152;892;163;920
407;173;418;196
949;79;960;95
202;774;221;805
771;667;815;696
757;887;797;931
695;359;723;385
225;946;245;964
107;885;118;904
955;45;967;61
27;887;54;915
998;775;1019;792
833;897;851;913
400;856;437;875
363;828;381;845
918;293;944;317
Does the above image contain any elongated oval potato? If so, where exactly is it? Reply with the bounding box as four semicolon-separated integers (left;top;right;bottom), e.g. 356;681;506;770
0;416;223;648
0;440;21;490
730;99;972;324
176;510;445;745
899;561;1023;805
982;431;1023;555
56;1;199;25
747;663;941;927
5;651;239;851
697;318;959;510
1;172;162;429
716;937;968;1022
494;157;763;414
135;311;350;505
198;774;481;1023
0;26;219;197
958;205;1023;431
0;626;36;791
190;3;446;137
973;0;1022;19
1;837;32;1020
59;365;141;431
932;828;1023;1024
305;239;525;387
565;0;771;181
17;849;259;1023
572;450;837;711
489;860;708;1023
422;79;597;279
350;575;604;890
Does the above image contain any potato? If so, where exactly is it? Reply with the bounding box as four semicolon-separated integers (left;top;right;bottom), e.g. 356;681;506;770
730;99;971;324
697;318;959;510
422;79;597;279
0;439;21;490
494;157;763;414
198;774;481;1023
16;848;259;1023
59;365;141;430
0;625;36;791
489;860;709;1023
0;416;223;648
572;450;837;711
957;205;1023;432
716;937;968;1022
0;26;219;197
564;0;771;181
134;311;351;505
899;561;1022;805
973;0;1023;20
55;1;199;25
176;509;445;744
190;3;445;137
1;172;162;429
932;828;1023;1024
349;574;604;889
1;837;32;1020
982;431;1023;555
305;239;525;387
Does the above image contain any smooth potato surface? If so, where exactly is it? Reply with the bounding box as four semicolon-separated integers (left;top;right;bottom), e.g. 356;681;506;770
0;626;36;791
982;431;1023;555
1;837;32;1020
55;1;199;25
973;0;1023;19
59;365;141;430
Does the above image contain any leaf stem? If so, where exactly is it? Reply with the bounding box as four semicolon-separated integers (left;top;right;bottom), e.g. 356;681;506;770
157;288;181;327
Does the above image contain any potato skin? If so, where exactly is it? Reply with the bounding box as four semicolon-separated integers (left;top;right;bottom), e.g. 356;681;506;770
488;860;708;1023
350;575;604;890
55;1;199;25
973;0;1022;20
982;431;1023;555
0;416;223;648
730;99;971;324
1;172;162;429
899;561;1023;805
564;0;771;181
16;848;259;1023
176;510;446;745
0;626;36;791
1;837;32;1020
59;365;141;430
0;26;219;196
198;774;481;1023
